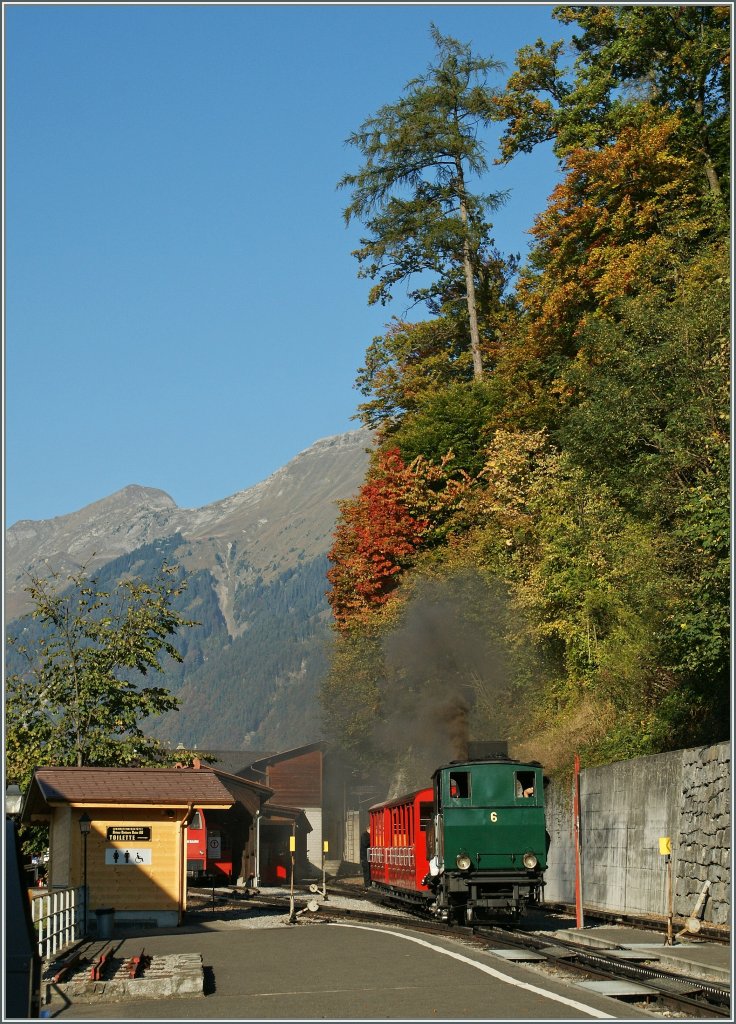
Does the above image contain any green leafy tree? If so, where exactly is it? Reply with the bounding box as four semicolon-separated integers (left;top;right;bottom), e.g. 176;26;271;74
339;25;507;378
557;257;730;513
354;317;473;432
390;379;499;478
325;11;730;776
493;4;730;197
557;275;730;748
6;564;196;791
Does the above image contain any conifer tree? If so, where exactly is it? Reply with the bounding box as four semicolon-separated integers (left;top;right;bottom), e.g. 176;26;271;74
339;25;506;379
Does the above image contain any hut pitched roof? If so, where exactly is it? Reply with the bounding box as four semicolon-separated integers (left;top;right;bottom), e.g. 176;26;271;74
22;765;273;821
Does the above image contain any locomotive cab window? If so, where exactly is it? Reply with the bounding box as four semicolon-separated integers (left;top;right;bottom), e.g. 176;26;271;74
515;771;536;798
190;811;203;830
449;771;471;800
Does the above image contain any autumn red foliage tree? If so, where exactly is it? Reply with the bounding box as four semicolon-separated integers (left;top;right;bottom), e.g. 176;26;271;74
327;448;472;627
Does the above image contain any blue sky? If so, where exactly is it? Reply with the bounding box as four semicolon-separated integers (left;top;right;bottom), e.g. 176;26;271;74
4;2;569;527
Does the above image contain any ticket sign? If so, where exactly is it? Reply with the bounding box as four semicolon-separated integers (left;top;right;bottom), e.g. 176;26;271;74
659;837;672;856
105;848;152;865
107;826;151;842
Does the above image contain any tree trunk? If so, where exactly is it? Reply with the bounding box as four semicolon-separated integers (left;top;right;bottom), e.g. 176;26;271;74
704;157;721;197
455;160;484;379
693;96;722;197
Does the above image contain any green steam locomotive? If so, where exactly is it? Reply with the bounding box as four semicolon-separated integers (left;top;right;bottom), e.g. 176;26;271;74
368;756;548;924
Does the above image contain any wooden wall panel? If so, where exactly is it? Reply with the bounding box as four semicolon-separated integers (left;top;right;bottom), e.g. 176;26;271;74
49;806;71;888
267;751;322;806
68;812;182;913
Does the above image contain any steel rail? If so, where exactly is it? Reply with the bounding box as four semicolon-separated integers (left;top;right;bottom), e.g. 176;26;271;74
542;900;730;945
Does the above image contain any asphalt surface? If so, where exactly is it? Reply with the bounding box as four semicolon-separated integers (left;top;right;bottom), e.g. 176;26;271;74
41;886;731;1021
45;919;660;1020
47;924;661;1021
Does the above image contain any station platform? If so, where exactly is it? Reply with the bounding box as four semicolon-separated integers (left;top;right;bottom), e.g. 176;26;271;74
556;923;731;984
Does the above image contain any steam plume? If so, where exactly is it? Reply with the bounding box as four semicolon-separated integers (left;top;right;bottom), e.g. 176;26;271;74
373;571;514;797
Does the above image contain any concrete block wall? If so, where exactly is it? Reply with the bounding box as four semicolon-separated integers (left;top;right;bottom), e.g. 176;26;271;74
304;806;323;873
543;781;575;903
543;742;730;926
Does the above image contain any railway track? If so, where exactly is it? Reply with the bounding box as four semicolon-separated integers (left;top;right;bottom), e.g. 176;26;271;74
189;884;730;1018
472;923;731;1019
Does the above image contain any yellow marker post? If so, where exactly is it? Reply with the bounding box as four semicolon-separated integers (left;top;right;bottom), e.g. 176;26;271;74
321;840;329;900
660;837;673;944
289;832;297;924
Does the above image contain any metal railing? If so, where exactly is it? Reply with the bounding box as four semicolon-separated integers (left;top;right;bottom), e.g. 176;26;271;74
368;847;415;868
29;886;85;959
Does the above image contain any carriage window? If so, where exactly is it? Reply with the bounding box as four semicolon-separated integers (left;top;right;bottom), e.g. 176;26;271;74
449;771;470;799
515;771;536;798
190;811;203;830
419;802;433;831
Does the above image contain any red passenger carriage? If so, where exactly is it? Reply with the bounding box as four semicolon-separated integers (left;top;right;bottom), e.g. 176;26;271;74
368;788;433;900
186;808;234;882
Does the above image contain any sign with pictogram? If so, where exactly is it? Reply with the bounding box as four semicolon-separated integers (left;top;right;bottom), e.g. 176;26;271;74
105;848;152;866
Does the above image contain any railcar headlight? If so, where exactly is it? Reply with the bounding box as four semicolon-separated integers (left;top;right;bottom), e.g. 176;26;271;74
456;852;472;871
522;851;538;869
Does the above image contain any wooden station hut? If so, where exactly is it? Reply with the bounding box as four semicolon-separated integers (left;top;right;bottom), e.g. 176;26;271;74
21;762;308;929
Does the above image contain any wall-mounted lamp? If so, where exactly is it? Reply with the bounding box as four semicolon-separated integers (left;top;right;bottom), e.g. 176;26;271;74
5;784;23;818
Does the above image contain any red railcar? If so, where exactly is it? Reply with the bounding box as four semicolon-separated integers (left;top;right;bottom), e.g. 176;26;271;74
186;808;234;882
368;788;434;901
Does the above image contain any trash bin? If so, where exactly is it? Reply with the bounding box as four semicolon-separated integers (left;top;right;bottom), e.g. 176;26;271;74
95;908;115;939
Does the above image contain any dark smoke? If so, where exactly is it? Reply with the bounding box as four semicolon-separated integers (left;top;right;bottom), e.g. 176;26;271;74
373;571;516;798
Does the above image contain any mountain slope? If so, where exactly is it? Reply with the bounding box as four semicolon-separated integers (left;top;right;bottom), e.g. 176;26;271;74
6;430;372;621
5;429;373;750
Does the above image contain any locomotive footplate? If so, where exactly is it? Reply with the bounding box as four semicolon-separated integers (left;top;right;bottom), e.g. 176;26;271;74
446;872;543;910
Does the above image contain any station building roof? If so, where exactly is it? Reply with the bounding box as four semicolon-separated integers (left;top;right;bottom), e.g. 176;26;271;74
22;763;275;822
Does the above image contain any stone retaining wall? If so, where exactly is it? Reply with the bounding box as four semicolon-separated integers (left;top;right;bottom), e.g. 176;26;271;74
676;743;731;924
543;742;730;927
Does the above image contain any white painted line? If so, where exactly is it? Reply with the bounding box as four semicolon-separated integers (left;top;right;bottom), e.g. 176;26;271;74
327;923;616;1019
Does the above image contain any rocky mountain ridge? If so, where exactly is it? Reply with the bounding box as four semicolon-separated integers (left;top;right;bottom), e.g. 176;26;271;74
6;429;372;624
